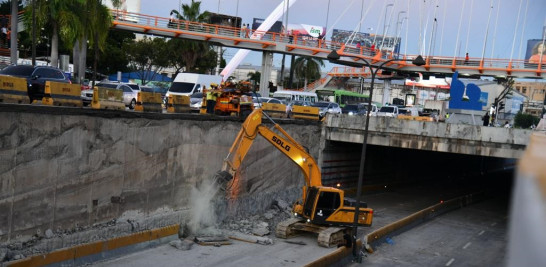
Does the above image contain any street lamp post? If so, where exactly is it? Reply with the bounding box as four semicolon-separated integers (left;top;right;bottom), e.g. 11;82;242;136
382;3;394;37
394;11;406;41
327;49;425;262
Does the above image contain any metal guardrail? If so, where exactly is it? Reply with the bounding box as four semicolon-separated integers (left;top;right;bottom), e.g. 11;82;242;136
110;10;545;79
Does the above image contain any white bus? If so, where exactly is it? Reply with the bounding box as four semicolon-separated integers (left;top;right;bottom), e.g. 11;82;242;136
272;90;318;103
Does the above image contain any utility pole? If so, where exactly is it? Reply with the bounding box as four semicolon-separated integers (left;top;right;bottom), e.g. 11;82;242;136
32;0;36;66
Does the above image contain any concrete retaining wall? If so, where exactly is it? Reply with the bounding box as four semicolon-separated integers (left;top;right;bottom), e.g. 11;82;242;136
0;106;321;243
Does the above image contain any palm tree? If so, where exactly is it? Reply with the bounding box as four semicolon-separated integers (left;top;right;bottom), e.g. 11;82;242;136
247;71;261;87
293;56;324;90
171;0;210;22
72;0;112;84
24;0;84;68
170;0;212;72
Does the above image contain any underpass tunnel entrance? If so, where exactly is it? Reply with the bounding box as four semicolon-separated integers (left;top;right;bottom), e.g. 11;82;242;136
321;141;514;202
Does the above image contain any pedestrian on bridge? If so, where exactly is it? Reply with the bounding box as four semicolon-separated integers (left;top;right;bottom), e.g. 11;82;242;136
464;52;469;64
241;23;247;38
482;112;490;126
244;24;250;38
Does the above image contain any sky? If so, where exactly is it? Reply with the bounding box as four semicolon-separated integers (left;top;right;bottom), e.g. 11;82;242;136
139;0;546;70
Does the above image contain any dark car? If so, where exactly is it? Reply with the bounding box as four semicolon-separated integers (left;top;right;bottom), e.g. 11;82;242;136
0;65;70;102
342;104;365;115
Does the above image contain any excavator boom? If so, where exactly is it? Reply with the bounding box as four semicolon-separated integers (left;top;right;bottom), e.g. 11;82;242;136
221;108;322;188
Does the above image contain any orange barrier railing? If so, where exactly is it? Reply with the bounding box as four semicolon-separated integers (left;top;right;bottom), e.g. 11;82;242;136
110;10;545;78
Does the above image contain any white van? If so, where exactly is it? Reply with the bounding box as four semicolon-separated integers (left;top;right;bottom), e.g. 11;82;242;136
272;90;318;103
165;73;222;99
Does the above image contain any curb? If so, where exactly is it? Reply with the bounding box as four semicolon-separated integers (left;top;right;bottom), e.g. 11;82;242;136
306;192;484;266
3;224;180;267
303;240;362;267
364;192;484;251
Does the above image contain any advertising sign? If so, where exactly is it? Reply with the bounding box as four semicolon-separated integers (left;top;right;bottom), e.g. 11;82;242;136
331;29;401;53
252;18;326;41
525;39;546;64
252;18;283;33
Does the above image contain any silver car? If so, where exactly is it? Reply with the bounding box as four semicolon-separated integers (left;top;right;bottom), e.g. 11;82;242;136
311;101;342;118
96;82;138;109
190;92;204;112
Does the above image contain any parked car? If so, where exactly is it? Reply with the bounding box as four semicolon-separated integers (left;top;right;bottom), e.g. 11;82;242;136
252;97;285;109
342;104;365;115
190;92;204;112
125;83;142;92
96;82;138;109
377;105;399;117
0;65;70;102
359;103;378;116
286;100;313;117
80;88;93;106
311;101;342;118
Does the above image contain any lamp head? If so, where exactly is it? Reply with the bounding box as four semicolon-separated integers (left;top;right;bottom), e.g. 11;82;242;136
327;50;340;61
412;55;426;66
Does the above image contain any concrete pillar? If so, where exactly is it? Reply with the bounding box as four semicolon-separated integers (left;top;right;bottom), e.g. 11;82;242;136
382;79;392;105
259;51;273;97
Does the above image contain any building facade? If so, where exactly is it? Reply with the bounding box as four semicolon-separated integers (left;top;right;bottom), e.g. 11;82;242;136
514;81;546;117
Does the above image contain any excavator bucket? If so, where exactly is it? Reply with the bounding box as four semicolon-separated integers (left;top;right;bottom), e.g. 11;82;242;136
213;170;233;191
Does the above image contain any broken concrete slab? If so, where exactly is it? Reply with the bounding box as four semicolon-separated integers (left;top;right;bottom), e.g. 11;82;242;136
227;231;273;245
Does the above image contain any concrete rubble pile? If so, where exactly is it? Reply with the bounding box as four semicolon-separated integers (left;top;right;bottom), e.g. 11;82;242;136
170;198;293;250
0;197;294;261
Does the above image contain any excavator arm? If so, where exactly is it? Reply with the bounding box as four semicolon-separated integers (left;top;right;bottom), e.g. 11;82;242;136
220;108;322;189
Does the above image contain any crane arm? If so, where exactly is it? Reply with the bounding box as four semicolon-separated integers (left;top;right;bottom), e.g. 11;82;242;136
222;108;322;187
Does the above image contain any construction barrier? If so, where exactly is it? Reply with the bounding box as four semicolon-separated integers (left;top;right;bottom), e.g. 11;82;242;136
397;115;435;122
6;225;179;267
292;105;320;121
91;86;125;110
262;102;287;118
415;116;434;122
134;91;163;113
42;81;82;107
200;98;207;114
166;95;191;113
0;75;29;104
397;114;414;120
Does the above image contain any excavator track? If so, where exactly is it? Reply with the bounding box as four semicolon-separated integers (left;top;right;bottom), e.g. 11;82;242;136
317;226;346;248
275;218;304;239
275;218;348;248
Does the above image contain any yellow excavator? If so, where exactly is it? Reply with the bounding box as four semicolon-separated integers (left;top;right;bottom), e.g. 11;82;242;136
215;108;373;247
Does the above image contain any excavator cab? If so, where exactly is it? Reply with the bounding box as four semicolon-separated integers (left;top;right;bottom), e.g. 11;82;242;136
303;187;341;224
302;186;370;227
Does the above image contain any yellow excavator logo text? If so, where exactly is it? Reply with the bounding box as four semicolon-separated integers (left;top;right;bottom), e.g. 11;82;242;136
272;136;291;152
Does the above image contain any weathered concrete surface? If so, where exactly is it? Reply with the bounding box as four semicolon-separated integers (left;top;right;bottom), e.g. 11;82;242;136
325;115;532;159
0;105;321;244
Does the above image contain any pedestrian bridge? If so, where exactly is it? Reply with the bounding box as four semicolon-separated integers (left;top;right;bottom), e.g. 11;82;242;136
324;114;532;159
111;11;545;79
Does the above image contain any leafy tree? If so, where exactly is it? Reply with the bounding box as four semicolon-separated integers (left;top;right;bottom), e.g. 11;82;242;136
293;56;324;90
247;71;261;85
193;47;221;74
514;112;540;129
124;37;170;85
90;29;134;76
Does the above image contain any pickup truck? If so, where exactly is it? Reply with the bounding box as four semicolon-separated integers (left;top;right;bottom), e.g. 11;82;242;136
376;105;399;117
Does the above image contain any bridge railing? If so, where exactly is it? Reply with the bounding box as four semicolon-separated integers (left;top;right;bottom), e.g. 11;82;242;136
111;10;545;77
